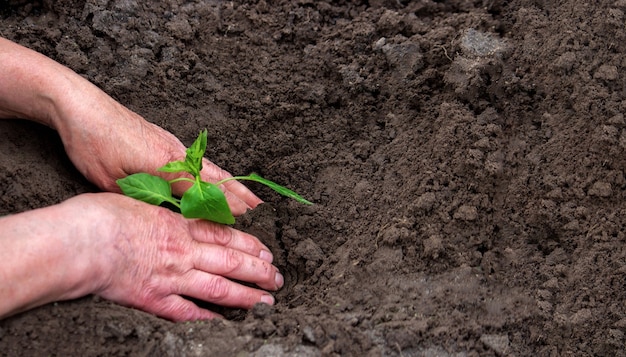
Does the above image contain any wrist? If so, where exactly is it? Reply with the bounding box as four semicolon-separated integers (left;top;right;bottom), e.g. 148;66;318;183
0;195;111;318
0;37;77;129
51;194;117;298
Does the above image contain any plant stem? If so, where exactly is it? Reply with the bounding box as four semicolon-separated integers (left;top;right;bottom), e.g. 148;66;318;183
168;177;196;185
168;200;181;209
216;174;313;205
164;197;181;209
215;175;256;186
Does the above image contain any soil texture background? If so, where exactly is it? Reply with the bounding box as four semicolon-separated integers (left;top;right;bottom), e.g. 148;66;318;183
2;0;626;355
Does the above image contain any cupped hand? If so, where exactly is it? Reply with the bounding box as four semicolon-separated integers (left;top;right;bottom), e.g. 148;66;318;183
53;76;260;215
70;193;281;321
0;38;259;214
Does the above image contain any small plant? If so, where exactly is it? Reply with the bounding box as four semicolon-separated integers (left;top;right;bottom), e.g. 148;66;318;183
116;129;312;224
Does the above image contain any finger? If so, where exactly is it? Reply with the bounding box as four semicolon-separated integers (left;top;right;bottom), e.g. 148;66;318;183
145;294;223;322
189;220;274;263
222;190;254;217
192;245;283;291
177;270;276;310
221;179;263;214
199;160;263;213
168;175;259;216
165;171;256;216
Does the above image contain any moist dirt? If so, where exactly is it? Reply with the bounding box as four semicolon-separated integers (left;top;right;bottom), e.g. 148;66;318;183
1;1;626;356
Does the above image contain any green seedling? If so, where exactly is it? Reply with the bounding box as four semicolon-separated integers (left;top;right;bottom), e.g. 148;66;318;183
116;129;312;224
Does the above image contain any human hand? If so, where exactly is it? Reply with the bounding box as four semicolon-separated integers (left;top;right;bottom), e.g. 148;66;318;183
53;83;261;215
0;37;277;322
0;37;261;215
72;193;282;321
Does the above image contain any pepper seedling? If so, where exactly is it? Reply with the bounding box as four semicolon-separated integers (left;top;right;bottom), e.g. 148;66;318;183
116;129;312;224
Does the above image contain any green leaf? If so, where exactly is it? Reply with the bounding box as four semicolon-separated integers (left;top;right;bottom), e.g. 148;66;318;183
238;173;313;205
180;180;235;224
184;129;208;177
158;160;194;175
116;173;174;206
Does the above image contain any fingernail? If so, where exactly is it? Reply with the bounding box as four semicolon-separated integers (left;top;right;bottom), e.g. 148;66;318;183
259;250;273;263
261;294;275;305
275;272;284;289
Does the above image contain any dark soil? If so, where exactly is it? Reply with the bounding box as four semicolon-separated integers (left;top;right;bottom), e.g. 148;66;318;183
2;0;626;355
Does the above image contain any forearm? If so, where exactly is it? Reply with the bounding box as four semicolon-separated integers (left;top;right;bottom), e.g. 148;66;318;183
0;37;83;129
0;36;142;187
0;201;104;319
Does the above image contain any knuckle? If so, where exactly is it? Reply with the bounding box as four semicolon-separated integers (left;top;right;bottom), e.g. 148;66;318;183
221;248;244;274
154;298;198;322
212;226;234;246
204;276;230;301
166;302;196;321
135;281;163;309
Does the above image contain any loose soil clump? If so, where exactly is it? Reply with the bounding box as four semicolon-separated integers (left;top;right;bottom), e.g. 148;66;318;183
2;1;626;355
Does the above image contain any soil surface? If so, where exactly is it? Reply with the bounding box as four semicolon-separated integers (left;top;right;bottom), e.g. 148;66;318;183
2;0;626;355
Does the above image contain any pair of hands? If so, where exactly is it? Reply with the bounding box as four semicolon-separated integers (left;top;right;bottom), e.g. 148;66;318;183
56;105;282;322
0;37;281;321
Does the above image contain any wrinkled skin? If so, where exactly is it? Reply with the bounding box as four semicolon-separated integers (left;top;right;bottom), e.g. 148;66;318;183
0;37;278;321
78;193;281;321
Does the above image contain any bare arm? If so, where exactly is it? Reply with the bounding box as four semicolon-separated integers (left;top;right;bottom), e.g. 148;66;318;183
0;193;281;321
0;37;262;213
0;201;103;318
0;38;278;321
0;37;69;125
